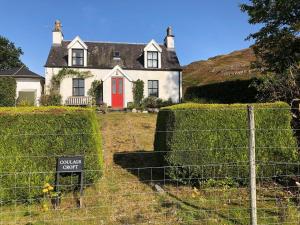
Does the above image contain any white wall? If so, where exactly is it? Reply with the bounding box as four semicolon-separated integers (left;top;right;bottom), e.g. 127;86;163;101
52;31;63;45
45;67;181;107
16;78;43;106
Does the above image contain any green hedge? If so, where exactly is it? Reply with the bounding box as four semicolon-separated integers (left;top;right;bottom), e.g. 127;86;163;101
0;107;103;203
154;102;299;184
184;79;257;103
0;77;16;106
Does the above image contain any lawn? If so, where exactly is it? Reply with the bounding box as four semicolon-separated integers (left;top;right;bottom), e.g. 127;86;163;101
0;112;299;224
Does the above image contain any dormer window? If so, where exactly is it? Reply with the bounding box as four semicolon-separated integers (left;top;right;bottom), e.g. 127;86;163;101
147;51;158;68
144;40;162;69
72;49;84;66
67;36;88;67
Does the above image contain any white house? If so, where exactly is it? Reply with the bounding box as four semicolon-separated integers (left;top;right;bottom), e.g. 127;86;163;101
0;66;44;106
45;20;182;108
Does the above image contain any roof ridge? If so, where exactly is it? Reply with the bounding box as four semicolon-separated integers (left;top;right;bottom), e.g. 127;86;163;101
13;65;25;76
63;40;164;46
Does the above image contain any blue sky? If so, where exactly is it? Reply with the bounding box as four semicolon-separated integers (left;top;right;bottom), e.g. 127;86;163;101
0;0;259;75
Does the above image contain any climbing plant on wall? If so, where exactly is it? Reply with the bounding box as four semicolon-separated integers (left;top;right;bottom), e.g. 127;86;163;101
88;80;103;105
132;79;144;107
50;68;93;92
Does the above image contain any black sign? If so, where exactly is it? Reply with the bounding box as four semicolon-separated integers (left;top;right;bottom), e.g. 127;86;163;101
56;156;84;173
55;156;85;208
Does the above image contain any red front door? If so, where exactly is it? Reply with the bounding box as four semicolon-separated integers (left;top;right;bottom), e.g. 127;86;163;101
111;77;124;108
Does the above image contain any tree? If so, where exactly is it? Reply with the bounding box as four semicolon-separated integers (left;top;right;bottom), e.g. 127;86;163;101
241;0;300;73
241;0;300;102
0;35;24;70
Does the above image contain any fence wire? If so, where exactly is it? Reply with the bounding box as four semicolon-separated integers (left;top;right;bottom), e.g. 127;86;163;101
0;107;300;225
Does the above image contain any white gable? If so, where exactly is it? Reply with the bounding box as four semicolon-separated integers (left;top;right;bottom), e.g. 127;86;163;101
67;36;88;67
67;36;88;49
103;65;133;82
144;39;162;69
144;39;162;52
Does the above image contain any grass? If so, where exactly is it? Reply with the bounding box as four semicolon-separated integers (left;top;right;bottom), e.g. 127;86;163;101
1;112;299;224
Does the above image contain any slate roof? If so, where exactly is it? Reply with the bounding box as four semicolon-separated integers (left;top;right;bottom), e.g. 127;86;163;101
45;41;182;71
0;66;44;79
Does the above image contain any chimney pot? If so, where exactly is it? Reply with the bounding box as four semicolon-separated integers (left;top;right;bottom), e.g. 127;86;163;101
164;26;175;50
52;20;63;45
53;20;62;32
167;26;174;37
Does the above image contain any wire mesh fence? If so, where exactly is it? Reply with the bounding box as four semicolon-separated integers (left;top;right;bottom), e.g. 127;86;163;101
0;106;300;224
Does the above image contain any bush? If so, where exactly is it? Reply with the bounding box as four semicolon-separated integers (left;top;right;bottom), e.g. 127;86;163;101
0;107;103;203
142;97;174;108
184;79;257;103
250;71;300;103
133;79;144;107
40;93;62;106
0;77;16;106
154;102;299;184
143;96;162;108
127;102;134;109
16;99;34;107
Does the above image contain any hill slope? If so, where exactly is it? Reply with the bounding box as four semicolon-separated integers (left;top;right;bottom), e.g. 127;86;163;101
183;48;259;91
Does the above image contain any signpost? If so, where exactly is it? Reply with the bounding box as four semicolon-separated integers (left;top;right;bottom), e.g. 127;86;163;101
55;156;84;208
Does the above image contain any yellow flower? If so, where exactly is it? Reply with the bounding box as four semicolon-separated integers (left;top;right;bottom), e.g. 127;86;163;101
42;204;49;212
44;183;50;188
193;187;200;195
48;186;54;191
42;188;48;193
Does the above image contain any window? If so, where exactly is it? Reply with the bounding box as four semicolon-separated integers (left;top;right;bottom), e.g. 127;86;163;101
73;78;85;96
148;80;159;97
113;51;120;58
147;51;158;68
72;49;84;66
112;79;116;94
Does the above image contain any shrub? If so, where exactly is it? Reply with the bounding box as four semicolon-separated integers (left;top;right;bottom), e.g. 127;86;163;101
16;99;34;107
0;107;103;203
250;71;300;103
0;77;16;106
40;93;62;106
142;97;174;108
154;102;299;185
127;102;134;109
143;96;162;108
133;79;144;107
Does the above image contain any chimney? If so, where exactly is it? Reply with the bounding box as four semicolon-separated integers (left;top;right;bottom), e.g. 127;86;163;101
164;26;175;50
52;20;63;45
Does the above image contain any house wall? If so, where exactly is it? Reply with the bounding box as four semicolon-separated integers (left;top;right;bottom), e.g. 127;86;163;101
45;67;181;107
16;78;43;106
